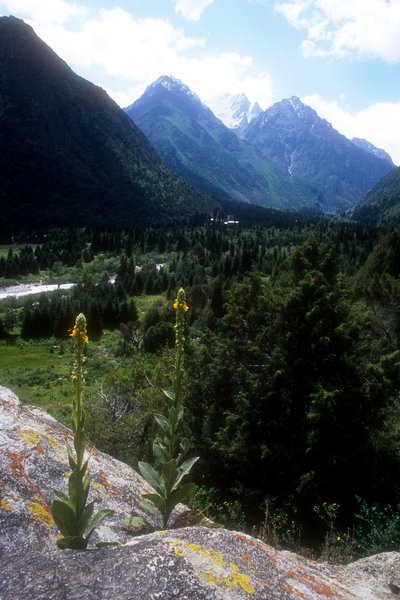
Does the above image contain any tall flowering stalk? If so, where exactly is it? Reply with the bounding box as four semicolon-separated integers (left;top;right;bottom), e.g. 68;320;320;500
136;288;199;529
51;313;113;549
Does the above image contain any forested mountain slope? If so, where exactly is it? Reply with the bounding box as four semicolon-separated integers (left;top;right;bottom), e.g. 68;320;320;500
0;17;216;234
126;76;322;212
352;166;400;224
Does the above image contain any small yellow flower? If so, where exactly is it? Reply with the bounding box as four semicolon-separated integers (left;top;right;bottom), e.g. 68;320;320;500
173;299;189;312
69;326;89;344
336;536;341;541
69;313;89;344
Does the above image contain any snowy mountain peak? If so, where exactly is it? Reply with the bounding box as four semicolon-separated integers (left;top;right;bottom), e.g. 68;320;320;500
287;96;319;123
147;75;203;105
209;92;262;131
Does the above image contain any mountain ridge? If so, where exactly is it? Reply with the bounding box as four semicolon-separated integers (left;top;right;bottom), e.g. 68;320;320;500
0;17;216;233
125;76;323;212
242;96;395;212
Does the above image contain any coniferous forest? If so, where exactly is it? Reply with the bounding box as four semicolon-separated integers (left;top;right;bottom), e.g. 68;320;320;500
1;213;399;560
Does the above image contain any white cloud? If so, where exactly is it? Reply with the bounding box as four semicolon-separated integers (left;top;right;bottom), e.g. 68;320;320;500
0;1;273;110
302;94;400;164
174;0;214;22
1;0;87;24
274;0;400;61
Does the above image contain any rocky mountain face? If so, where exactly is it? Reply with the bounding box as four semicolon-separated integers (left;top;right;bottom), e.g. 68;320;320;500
242;97;395;213
1;385;400;599
351;138;395;165
0;17;214;234
209;92;262;135
125;77;321;212
352;166;400;224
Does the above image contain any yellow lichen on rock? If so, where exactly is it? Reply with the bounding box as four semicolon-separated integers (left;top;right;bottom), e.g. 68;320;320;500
166;538;255;595
27;501;54;527
200;570;255;594
92;481;107;498
1;497;12;511
21;427;41;448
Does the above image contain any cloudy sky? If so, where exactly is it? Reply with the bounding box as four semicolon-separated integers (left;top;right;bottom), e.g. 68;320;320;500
1;0;399;163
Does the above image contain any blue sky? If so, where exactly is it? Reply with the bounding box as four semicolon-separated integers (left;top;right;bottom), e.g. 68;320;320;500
1;0;400;163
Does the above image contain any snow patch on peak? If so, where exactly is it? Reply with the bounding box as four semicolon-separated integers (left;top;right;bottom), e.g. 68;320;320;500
147;75;203;105
209;92;262;130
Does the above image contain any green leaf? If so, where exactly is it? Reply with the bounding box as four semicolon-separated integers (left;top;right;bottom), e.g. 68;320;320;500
169;483;197;507
154;413;169;431
179;437;190;457
53;490;70;504
153;440;169;465
67;447;78;472
161;388;174;401
173;456;199;491
179;456;199;476
78;500;95;532
85;509;114;542
143;493;165;511
51;500;79;537
57;535;87;550
138;461;162;493
128;515;148;527
139;498;159;516
161;460;178;496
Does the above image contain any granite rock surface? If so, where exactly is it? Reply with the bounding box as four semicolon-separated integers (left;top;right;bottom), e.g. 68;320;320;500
1;386;399;599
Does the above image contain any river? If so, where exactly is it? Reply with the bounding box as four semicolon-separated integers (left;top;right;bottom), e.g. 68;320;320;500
0;282;75;300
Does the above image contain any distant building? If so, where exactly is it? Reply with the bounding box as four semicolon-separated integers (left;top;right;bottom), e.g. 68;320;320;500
223;215;239;225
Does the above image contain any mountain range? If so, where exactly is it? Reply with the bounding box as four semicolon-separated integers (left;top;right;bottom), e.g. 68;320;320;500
0;16;216;234
1;15;399;232
242;97;394;212
126;80;394;215
125;77;322;212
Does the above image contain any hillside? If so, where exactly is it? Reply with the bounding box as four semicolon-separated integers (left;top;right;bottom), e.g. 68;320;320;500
125;76;322;213
0;17;216;234
242;97;395;213
352;166;400;224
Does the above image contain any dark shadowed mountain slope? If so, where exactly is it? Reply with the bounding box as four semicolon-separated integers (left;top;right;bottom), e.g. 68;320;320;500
242;97;395;213
352;166;400;224
125;76;322;213
0;17;215;233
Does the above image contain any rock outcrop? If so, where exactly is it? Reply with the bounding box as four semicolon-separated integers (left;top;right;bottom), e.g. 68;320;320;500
1;386;399;599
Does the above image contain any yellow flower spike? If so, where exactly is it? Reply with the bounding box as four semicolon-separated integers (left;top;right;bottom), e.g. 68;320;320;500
69;314;89;344
173;287;189;312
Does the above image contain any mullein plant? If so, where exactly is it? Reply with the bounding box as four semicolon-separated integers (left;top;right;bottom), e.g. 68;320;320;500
134;288;199;530
51;313;113;549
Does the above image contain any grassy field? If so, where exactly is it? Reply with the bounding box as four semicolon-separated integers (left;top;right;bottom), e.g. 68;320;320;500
0;340;72;423
0;294;167;425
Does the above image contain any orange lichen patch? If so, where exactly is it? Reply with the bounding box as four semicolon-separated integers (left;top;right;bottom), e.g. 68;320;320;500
8;450;28;479
286;569;338;598
27;501;54;527
97;471;122;497
1;497;12;511
6;449;47;505
234;533;267;551
242;554;250;563
281;584;308;599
